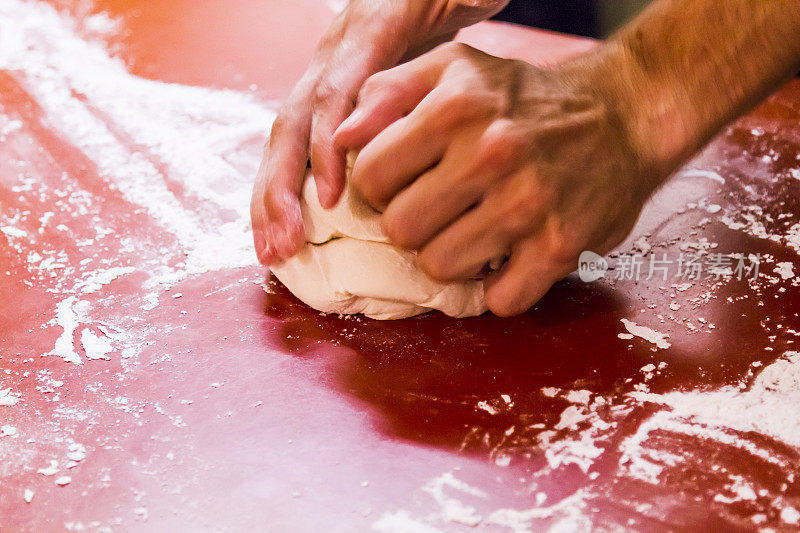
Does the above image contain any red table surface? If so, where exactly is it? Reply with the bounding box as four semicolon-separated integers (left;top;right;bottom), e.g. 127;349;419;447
1;1;799;531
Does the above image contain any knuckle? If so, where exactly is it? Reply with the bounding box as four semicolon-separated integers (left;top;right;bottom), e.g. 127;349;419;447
499;212;532;238
269;114;289;140
351;163;383;208
360;72;391;98
497;180;543;235
512;177;542;213
485;288;521;317
548;231;583;264
380;209;402;242
441;41;471;58
312;81;333;104
433;87;476;126
435;85;465;110
359;79;406;115
478;120;523;164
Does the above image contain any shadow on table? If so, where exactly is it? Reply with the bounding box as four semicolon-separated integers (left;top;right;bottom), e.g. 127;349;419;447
262;276;656;448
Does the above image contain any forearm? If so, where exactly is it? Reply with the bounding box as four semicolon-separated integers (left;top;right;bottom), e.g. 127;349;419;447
317;0;508;75
583;0;800;179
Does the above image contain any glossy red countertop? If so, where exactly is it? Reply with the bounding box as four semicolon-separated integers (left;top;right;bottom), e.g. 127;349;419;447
1;1;799;531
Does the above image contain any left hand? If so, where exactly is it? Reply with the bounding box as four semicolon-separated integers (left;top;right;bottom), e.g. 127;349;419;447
335;42;664;316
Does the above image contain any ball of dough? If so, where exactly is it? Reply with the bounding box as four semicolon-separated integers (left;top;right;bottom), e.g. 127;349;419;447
269;167;487;320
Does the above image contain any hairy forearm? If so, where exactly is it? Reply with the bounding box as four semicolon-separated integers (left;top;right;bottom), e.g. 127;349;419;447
585;0;800;179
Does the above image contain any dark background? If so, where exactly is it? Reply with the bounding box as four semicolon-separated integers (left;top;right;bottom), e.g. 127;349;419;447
494;0;650;38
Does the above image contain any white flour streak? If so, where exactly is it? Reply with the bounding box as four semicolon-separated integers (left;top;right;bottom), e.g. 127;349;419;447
422;472;486;527
372;472;595;533
621;319;671;350
632;351;800;448
0;0;278;376
37;460;59;476
0;0;276;281
74;266;135;294
679;169;726;184
484;491;592;533
0;225;27;238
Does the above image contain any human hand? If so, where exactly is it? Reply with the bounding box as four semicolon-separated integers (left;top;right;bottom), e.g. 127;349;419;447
250;1;509;265
335;42;667;316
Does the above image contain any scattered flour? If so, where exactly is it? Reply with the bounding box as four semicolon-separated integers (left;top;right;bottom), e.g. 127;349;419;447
373;511;443;533
0;388;21;406
632;351;800;447
0;0;277;318
37;460;59;476
774;262;795;280
1;1;799;531
0;225;27;238
484;491;592;532
782;505;800;525
46;298;84;364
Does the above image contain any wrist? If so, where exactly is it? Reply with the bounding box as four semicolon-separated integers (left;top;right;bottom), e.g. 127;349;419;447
567;43;695;186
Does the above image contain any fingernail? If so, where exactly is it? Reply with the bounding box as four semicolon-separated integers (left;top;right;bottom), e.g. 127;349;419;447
336;108;364;139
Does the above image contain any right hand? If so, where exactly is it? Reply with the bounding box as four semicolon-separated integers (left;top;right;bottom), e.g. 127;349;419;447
250;0;509;265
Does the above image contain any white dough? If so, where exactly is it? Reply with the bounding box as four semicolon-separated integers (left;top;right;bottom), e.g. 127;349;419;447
269;165;487;320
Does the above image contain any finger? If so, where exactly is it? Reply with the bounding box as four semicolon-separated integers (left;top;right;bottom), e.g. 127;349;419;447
350;108;450;210
265;115;310;260
251;159;277;265
250;154;273;264
334;57;446;150
266;185;306;260
378;143;501;251
380;162;484;251
309;94;351;208
309;44;404;208
348;44;493;210
251;105;312;264
483;238;572;317
381;130;531;251
352;75;495;211
418;171;547;280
